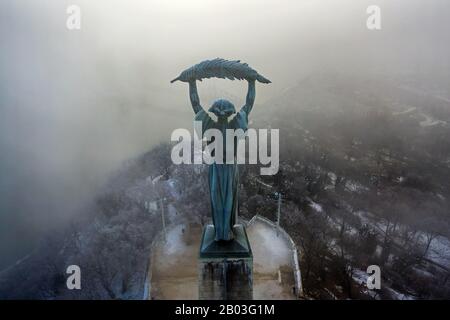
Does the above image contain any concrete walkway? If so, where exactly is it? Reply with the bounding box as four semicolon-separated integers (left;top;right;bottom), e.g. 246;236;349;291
247;220;296;299
148;219;297;300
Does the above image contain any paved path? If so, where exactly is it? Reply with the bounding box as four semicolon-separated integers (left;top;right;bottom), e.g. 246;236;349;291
247;221;296;299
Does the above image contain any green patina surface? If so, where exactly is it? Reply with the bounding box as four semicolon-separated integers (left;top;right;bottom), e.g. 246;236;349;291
199;225;252;259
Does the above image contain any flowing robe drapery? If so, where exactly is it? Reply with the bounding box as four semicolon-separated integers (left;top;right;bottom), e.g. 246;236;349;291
195;109;249;241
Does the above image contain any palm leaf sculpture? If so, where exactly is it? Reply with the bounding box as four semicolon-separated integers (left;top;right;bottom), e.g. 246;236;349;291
170;58;271;84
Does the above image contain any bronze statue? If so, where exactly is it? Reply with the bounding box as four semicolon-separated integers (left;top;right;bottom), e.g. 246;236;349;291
171;58;270;241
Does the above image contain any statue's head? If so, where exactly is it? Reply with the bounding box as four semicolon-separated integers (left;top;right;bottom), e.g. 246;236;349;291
209;99;236;118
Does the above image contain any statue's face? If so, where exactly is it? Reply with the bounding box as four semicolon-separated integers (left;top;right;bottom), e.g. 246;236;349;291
209;99;236;118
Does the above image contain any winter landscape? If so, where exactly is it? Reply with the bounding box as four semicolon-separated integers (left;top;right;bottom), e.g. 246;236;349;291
1;73;450;299
1;0;450;300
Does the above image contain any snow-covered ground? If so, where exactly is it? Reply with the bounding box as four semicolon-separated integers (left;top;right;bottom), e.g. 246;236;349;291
419;113;447;127
308;199;323;213
385;287;415;300
352;269;368;285
393;107;417;116
427;236;450;268
344;180;369;194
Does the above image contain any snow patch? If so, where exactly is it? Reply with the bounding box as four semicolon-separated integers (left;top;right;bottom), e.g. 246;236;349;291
308;200;323;213
419;113;447;127
352;269;368;285
345;180;369;193
386;287;415;300
427;236;450;268
393;107;416;116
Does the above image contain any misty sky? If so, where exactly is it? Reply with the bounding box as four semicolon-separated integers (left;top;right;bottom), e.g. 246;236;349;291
1;0;449;269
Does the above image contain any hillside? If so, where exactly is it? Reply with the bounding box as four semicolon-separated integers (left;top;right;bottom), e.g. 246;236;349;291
1;74;449;299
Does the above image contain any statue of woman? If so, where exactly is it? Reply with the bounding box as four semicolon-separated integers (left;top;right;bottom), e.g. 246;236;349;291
188;79;256;241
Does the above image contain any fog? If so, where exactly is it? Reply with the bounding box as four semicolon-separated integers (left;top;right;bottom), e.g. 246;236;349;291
1;0;449;269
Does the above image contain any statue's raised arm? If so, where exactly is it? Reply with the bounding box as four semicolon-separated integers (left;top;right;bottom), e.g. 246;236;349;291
189;80;202;114
241;80;256;115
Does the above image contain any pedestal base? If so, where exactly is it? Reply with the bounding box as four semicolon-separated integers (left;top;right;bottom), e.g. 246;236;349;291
198;224;253;300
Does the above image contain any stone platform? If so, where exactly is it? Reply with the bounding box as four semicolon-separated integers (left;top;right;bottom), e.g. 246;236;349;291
198;225;253;300
147;219;299;300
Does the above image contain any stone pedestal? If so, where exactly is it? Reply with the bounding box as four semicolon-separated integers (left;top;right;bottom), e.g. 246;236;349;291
198;224;253;300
